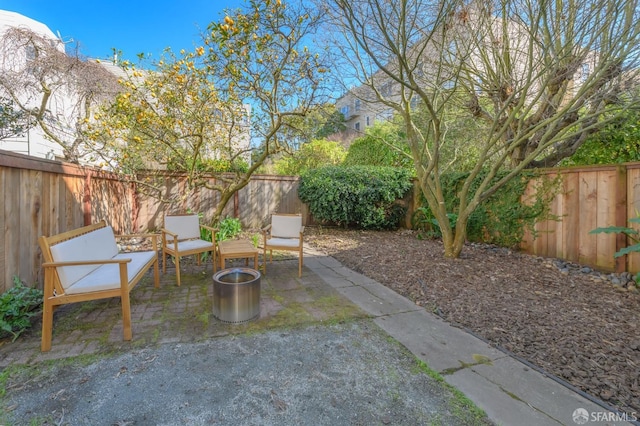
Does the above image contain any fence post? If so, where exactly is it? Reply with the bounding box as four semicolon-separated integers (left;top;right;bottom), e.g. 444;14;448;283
83;170;92;226
615;165;628;273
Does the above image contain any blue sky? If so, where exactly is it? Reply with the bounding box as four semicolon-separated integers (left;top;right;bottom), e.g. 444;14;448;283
0;0;244;61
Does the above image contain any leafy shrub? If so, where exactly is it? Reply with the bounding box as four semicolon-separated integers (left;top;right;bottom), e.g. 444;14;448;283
342;122;413;169
0;277;43;341
412;170;558;247
560;108;640;166
299;165;412;230
215;217;242;241
273;139;347;175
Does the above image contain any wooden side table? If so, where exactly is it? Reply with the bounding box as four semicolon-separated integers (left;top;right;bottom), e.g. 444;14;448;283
217;240;259;271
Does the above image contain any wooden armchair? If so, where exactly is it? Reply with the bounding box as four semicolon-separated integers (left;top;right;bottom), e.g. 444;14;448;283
161;214;216;286
38;221;159;351
262;213;305;277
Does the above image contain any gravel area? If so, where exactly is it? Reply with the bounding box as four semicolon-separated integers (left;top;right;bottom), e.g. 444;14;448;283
2;322;491;426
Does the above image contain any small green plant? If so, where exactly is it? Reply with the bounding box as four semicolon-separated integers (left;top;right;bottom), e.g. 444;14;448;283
590;216;640;285
411;207;457;240
0;277;43;341
216;217;242;242
251;233;260;248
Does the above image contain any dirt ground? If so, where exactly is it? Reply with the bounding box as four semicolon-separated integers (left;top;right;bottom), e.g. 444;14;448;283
304;227;640;416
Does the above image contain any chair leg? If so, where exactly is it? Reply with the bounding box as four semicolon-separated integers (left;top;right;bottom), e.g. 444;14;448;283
121;290;132;341
162;248;166;274
299;246;303;277
263;246;267;275
175;255;182;287
41;299;54;352
153;258;160;288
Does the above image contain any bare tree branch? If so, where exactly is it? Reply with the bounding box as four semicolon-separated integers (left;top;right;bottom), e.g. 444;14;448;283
326;0;640;257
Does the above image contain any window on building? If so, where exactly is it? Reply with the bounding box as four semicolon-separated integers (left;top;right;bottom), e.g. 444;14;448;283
340;105;350;117
355;122;360;131
366;116;370;126
355;99;361;111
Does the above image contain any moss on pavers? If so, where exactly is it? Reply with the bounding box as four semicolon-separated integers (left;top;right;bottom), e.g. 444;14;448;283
0;258;368;365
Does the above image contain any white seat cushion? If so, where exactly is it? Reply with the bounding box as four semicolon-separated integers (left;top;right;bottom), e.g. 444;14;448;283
266;237;301;248
165;239;214;252
65;251;157;294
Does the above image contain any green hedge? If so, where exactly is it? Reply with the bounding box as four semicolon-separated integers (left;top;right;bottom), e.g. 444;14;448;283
299;166;412;230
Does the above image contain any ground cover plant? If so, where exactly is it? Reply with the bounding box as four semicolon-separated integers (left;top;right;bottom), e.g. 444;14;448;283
0;277;43;341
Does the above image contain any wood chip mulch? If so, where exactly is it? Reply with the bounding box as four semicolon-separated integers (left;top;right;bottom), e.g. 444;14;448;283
305;227;640;416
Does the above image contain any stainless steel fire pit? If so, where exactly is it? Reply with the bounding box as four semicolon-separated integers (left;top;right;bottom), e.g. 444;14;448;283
212;267;261;323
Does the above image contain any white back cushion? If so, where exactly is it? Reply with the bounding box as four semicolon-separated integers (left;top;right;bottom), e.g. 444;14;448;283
164;215;200;240
49;226;119;290
271;215;302;239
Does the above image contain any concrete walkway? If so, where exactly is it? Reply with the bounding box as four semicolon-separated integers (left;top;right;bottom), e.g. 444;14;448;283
0;249;635;425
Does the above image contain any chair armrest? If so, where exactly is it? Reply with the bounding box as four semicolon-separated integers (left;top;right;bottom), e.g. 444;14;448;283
160;228;178;238
160;228;178;248
262;224;271;248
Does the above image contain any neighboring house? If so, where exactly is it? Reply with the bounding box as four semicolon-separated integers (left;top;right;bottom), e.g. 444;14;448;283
0;10;66;159
335;6;597;143
335;86;393;144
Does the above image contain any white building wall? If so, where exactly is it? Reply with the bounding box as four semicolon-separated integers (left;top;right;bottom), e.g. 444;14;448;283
0;10;67;160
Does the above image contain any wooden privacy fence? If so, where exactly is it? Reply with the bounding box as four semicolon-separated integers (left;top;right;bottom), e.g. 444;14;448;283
0;149;306;292
520;163;640;274
2;147;639;293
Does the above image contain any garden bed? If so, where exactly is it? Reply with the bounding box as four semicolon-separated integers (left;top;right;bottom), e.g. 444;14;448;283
305;227;640;416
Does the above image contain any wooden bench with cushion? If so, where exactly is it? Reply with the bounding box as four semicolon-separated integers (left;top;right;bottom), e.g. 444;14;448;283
38;220;159;352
